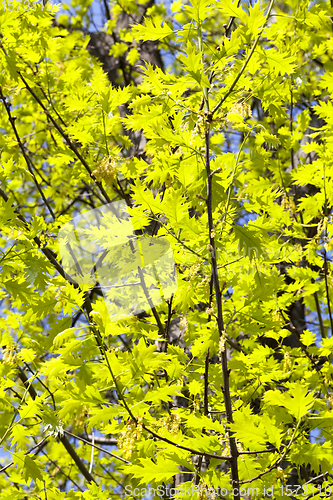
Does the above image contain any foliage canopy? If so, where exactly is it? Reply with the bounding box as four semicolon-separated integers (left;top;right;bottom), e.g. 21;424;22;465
1;0;333;498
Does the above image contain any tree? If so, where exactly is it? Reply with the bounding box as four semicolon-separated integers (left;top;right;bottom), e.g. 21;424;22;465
0;0;333;498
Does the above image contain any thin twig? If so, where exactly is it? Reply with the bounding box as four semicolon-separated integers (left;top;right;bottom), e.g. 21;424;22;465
0;436;49;474
203;350;209;418
0;88;55;219
239;462;278;484
0;187;77;284
240;420;301;485
39;448;84;491
15;70;112;205
203;106;240;497
323;246;333;335
212;0;275;116
303;472;329;486
17;368;96;484
314;291;326;339
23;364;56;410
64;430;129;464
142;423;232;461
239;447;277;455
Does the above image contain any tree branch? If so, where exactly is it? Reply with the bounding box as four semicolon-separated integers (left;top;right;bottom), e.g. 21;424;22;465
17;368;96;484
203;118;240;496
13;68;112;205
0;88;56;220
0;436;49;474
64;430;129;464
141;423;232;461
0;187;77;284
82;434;118;446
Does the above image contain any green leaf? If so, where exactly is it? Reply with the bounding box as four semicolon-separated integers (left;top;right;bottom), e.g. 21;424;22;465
53;327;77;348
0;197;22;228
132;18;173;41
179;42;211;88
143;384;182;403
263;50;297;76
234;224;263;260
13;452;43;483
10;424;28;450
300;330;316;347
264;386;315;420
126;458;180;484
